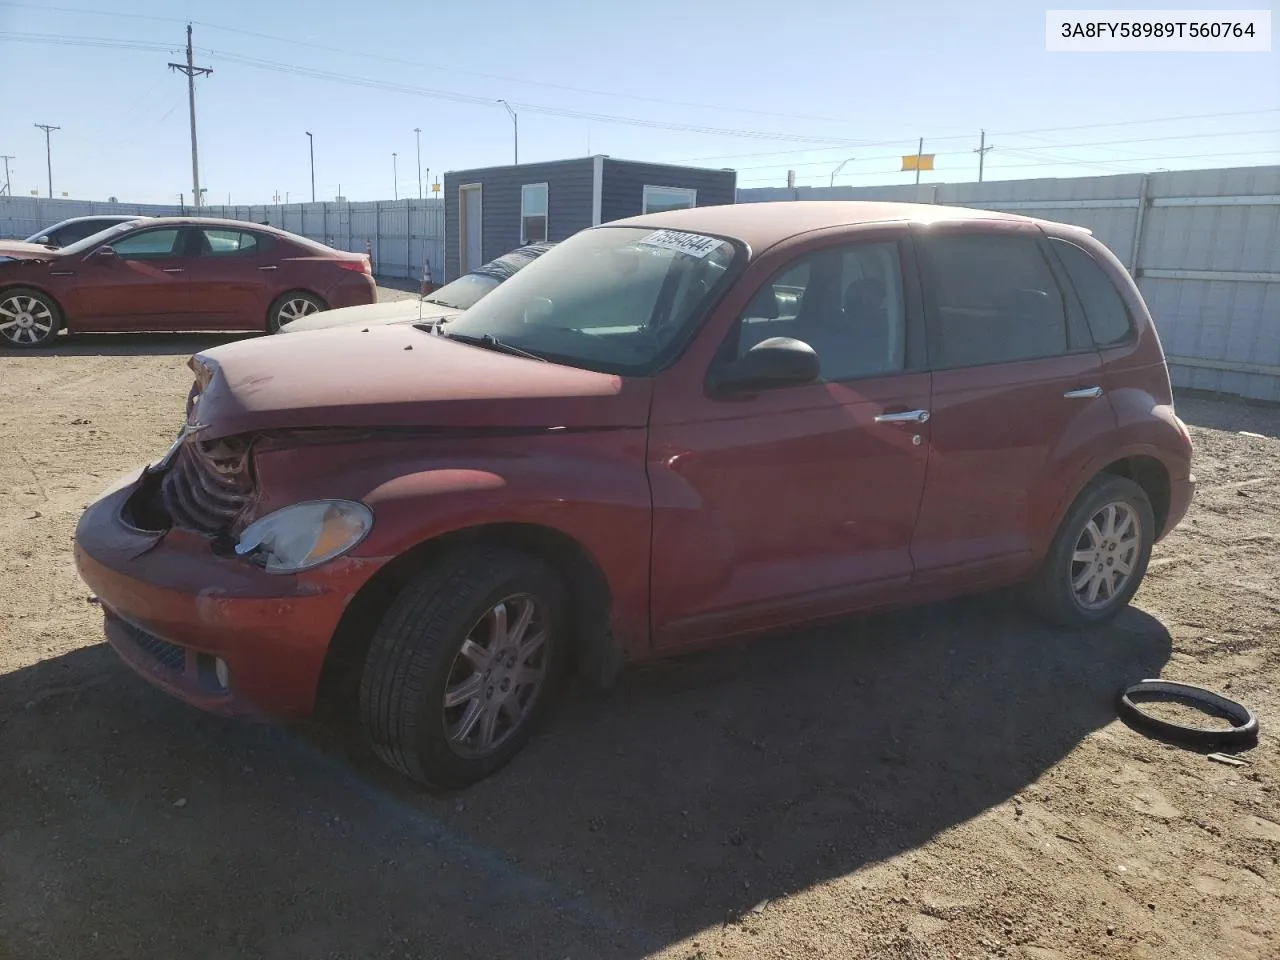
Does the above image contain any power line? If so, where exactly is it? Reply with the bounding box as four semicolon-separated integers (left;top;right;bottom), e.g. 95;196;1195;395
729;126;1280;173
736;145;1280;185
677;108;1280;164
0;3;878;126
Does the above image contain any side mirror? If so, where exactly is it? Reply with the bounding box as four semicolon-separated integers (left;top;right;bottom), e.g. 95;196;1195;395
35;235;52;246
709;336;821;395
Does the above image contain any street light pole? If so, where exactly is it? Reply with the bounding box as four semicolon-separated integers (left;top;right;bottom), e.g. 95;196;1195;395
829;157;856;187
392;152;398;201
305;131;315;202
497;100;518;164
413;127;423;199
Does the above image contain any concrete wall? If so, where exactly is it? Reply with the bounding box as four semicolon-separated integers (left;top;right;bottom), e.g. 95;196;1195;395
738;166;1280;403
0;196;445;282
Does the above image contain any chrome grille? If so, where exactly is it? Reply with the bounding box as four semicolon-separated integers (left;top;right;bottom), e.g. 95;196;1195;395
160;439;253;535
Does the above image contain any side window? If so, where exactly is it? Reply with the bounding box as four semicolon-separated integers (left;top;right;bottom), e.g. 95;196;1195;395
63;222;103;244
109;228;182;259
642;185;696;214
1049;237;1134;347
735;241;908;382
521;183;548;244
920;233;1069;369
200;230;261;256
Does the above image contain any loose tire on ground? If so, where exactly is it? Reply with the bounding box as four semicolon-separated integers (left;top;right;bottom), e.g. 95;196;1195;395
267;291;326;333
1117;679;1259;749
1026;474;1155;628
0;287;63;348
359;547;570;789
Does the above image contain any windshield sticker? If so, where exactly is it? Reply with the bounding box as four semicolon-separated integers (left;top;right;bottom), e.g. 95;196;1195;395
637;229;725;259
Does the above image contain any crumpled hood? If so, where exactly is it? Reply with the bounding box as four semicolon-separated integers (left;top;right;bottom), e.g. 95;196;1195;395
280;297;455;334
0;240;56;261
190;324;650;439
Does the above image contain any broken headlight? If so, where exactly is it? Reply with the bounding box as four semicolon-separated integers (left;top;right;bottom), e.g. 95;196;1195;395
234;500;373;573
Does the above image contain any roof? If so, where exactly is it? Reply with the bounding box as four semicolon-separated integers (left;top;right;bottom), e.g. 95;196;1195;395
443;155;733;178
604;200;1045;252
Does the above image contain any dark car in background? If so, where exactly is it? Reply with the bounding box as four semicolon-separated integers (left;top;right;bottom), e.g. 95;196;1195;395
24;214;146;247
281;241;557;334
0;217;376;347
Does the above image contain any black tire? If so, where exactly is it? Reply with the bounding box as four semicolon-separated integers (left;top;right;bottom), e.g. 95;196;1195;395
266;290;326;333
359;547;570;789
1026;474;1155;628
0;287;62;348
1117;679;1259;750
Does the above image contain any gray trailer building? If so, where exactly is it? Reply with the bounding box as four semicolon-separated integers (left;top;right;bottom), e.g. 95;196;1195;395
442;156;736;281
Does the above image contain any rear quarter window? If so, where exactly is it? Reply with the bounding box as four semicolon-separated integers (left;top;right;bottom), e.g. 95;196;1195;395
1048;237;1135;347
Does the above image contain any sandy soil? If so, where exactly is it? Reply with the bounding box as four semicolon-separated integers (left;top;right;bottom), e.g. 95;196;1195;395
1;327;1277;960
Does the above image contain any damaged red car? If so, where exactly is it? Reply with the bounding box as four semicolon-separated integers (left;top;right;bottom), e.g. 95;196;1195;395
74;201;1195;788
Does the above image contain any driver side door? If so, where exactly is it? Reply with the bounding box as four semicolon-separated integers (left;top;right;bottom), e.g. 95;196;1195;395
77;226;195;330
647;227;934;648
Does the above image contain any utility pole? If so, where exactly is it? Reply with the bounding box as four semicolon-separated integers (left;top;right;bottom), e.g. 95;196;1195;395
497;100;518;164
0;155;13;197
305;131;315;202
392;152;399;200
829;157;855;187
168;24;212;211
34;124;59;198
974;129;994;183
915;137;924;186
413;127;423;199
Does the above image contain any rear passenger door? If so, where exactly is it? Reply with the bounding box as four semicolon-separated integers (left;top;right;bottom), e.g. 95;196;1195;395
184;228;277;329
908;222;1116;588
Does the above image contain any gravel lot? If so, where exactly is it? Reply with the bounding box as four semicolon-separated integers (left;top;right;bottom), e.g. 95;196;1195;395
1;313;1278;960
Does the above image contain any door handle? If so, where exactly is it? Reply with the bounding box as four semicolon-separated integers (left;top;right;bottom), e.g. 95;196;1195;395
874;409;930;424
257;265;278;271
1063;386;1104;399
163;267;185;274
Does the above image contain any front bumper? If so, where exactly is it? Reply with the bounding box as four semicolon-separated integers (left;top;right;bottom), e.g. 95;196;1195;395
73;472;373;719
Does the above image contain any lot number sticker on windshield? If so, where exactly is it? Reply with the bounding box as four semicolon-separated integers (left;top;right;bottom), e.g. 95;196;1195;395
638;229;724;259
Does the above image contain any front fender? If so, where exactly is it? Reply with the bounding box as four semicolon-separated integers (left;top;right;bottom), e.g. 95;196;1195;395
250;428;653;656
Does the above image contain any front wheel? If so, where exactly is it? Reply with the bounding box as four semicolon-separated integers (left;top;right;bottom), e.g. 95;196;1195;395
267;291;326;332
0;288;62;348
1025;475;1155;628
359;548;570;789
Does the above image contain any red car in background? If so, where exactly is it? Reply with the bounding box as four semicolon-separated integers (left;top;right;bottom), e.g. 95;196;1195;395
0;217;375;347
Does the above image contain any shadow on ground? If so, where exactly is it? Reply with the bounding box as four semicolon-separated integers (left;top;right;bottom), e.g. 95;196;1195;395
1;331;249;358
0;597;1170;959
1174;393;1280;440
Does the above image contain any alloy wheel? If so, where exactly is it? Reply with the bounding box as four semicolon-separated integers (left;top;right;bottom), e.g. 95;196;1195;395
0;294;55;345
1070;501;1142;611
441;594;550;758
276;297;319;326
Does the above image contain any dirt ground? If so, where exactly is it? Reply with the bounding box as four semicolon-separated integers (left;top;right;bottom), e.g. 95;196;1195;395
1;320;1277;960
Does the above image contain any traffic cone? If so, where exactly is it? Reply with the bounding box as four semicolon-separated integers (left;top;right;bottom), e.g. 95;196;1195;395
420;257;437;296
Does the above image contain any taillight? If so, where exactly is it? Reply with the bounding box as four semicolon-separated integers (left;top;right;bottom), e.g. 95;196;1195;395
338;258;371;275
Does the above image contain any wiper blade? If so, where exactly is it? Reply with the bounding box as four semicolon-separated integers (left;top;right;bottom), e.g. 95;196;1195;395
445;332;548;362
422;297;461;309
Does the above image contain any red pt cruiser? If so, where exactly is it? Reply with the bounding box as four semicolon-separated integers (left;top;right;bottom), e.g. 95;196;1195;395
74;202;1195;788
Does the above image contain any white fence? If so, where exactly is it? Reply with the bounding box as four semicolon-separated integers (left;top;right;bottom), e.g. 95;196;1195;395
0;196;444;282
739;165;1280;403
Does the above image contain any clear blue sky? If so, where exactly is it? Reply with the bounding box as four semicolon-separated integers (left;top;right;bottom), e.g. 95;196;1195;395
0;0;1276;204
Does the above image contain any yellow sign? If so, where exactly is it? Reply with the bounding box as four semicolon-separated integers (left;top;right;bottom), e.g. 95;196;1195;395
431;182;441;193
901;154;935;172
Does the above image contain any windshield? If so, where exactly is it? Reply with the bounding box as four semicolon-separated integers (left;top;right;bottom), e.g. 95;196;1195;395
58;220;144;256
439;226;741;375
424;273;500;311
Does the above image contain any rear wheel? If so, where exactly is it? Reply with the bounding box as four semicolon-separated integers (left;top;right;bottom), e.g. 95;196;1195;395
267;291;326;332
359;547;570;789
1026;474;1155;628
0;288;62;348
